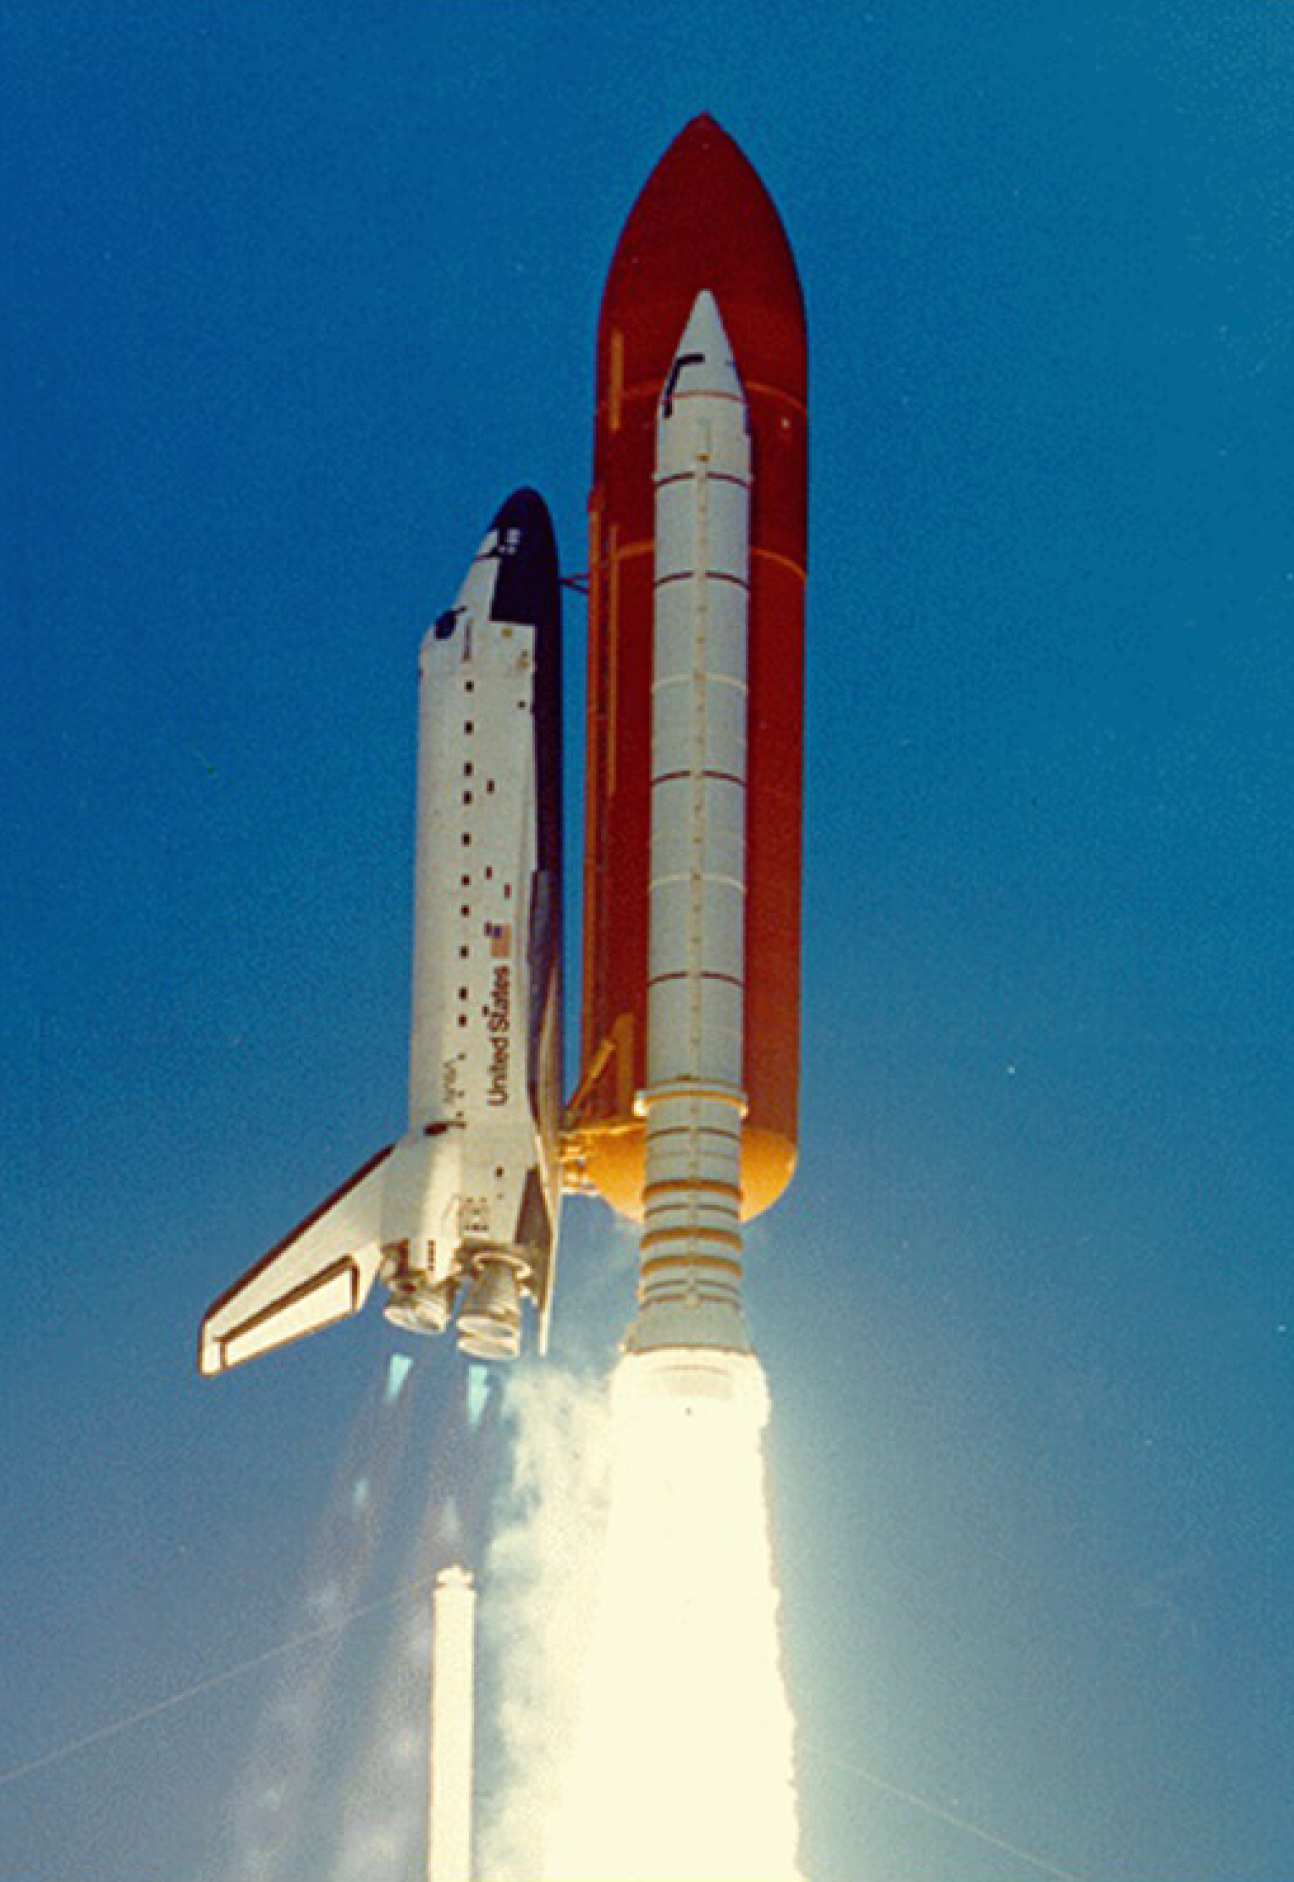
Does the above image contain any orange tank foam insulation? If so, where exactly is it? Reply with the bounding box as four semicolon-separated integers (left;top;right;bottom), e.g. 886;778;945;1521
566;117;807;1224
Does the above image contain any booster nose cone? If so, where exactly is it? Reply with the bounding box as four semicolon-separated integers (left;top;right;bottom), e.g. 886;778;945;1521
677;287;727;360
662;289;744;411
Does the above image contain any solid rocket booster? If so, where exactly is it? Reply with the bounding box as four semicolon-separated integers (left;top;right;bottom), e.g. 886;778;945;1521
428;1566;476;1882
627;290;754;1365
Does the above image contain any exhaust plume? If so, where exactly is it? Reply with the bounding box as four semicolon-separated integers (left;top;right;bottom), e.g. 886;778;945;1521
481;1354;803;1881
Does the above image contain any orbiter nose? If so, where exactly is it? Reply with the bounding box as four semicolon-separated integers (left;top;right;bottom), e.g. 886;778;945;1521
486;485;560;627
490;485;549;540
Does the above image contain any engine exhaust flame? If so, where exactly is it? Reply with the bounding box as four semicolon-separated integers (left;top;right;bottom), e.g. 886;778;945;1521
484;1352;804;1881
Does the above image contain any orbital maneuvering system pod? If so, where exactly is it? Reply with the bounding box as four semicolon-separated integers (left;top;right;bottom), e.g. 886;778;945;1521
197;117;806;1383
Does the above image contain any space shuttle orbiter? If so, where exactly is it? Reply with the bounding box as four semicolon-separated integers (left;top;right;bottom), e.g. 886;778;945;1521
198;489;563;1374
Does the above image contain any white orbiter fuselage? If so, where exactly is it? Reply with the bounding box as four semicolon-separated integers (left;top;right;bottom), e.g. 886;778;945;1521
198;490;563;1374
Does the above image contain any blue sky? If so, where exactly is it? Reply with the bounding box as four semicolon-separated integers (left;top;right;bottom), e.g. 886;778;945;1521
4;5;1293;1880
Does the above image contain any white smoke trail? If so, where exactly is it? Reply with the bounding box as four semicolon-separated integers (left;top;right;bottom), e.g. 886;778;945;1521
477;1365;613;1879
481;1354;804;1882
323;1371;485;1882
222;1361;416;1882
326;1595;431;1882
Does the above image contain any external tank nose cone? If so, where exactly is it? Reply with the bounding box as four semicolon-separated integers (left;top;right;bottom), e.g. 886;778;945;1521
598;116;805;402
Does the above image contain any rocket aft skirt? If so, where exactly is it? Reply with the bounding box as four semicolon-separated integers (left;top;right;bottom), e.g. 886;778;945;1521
574;118;807;1225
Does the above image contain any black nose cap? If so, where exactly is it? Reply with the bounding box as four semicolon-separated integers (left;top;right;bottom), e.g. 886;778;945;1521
492;486;549;540
489;487;560;624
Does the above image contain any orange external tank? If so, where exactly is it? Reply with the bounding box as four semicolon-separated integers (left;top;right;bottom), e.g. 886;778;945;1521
568;116;808;1224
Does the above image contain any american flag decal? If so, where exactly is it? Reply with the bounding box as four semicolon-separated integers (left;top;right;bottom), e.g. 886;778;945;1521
487;922;512;959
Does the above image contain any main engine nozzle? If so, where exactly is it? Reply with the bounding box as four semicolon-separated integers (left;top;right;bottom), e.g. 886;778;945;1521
383;1277;456;1336
456;1256;525;1361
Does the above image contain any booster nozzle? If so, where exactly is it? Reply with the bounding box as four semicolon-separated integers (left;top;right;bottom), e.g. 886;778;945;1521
615;1341;770;1425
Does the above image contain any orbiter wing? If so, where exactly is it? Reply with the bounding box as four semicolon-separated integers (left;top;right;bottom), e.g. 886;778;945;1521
197;1145;394;1376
